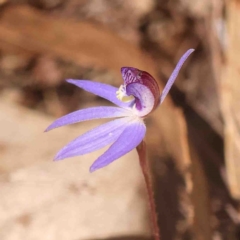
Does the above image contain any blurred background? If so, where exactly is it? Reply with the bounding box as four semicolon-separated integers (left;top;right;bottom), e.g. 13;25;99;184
0;0;240;240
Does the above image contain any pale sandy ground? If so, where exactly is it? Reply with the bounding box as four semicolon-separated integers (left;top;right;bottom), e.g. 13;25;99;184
0;95;150;240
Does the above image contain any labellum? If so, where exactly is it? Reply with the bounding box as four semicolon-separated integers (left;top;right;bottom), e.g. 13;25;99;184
117;67;160;117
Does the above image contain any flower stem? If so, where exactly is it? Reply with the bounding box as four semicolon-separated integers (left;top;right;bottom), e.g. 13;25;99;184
136;141;160;240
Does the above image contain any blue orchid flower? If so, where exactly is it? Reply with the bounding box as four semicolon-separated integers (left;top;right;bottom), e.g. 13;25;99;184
46;49;194;172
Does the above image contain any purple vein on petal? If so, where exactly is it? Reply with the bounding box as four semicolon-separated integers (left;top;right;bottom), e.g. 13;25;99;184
54;117;133;160
45;106;132;132
67;79;131;108
90;120;146;172
160;48;195;104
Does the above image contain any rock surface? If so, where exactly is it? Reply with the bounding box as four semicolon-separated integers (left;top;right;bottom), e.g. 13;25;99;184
0;97;150;240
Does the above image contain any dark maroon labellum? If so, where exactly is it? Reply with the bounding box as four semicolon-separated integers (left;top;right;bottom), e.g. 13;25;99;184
121;67;160;114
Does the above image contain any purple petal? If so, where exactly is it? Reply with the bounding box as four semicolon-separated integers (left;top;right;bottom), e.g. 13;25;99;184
160;49;195;104
90;120;146;172
126;83;154;117
54;117;132;160
67;79;130;108
45;106;132;132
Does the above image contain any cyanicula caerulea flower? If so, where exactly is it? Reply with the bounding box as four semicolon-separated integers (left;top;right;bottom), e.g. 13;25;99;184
46;49;194;172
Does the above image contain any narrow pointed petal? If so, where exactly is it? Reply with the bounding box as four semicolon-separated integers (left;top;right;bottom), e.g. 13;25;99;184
45;106;132;132
54;117;133;160
160;49;194;104
67;79;130;108
90;120;146;172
